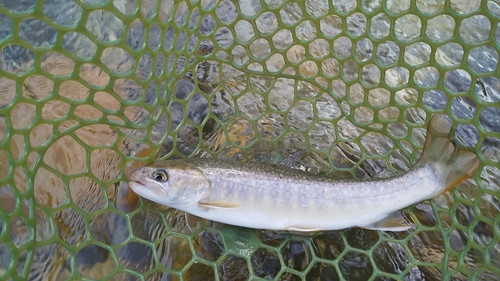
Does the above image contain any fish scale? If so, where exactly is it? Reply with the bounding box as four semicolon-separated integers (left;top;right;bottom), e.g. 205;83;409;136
129;114;479;232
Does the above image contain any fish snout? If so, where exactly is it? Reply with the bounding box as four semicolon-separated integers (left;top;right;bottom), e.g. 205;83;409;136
129;167;150;183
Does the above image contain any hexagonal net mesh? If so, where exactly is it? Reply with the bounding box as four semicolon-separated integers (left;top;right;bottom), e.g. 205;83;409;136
0;0;499;280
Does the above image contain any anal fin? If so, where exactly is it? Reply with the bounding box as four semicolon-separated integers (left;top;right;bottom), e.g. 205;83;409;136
361;212;413;232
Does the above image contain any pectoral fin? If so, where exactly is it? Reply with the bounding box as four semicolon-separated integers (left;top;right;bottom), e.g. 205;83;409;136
361;212;412;232
198;200;241;209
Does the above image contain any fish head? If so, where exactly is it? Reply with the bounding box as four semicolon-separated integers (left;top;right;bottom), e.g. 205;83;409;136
128;160;210;207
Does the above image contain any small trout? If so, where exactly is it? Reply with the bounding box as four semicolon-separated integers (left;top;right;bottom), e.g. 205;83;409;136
128;114;479;231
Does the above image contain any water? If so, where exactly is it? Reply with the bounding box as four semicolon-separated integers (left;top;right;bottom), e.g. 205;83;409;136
1;0;499;280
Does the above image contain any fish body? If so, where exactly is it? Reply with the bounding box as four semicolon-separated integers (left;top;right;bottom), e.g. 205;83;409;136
129;115;479;231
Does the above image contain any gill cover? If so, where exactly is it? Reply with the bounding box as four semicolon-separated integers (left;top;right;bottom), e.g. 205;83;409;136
134;159;212;206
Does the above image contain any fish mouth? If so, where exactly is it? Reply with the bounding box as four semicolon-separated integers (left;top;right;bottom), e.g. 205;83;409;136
128;180;167;197
128;180;149;192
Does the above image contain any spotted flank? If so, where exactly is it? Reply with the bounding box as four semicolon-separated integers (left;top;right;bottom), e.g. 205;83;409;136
128;114;479;232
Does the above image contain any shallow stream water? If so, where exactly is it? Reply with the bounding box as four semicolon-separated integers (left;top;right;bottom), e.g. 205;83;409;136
0;0;499;280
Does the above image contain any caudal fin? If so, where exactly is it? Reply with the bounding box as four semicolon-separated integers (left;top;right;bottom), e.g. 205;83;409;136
419;114;479;194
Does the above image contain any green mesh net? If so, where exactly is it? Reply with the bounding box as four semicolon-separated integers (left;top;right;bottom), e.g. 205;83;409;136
1;0;499;280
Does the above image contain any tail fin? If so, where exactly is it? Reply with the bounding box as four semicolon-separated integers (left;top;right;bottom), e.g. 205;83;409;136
419;114;479;195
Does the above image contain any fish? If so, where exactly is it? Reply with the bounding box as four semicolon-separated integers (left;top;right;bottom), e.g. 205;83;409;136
128;114;479;232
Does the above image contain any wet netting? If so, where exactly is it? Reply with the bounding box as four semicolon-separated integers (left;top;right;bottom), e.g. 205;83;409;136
0;0;499;280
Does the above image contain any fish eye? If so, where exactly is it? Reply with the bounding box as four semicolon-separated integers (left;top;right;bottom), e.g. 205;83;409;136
152;170;168;182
